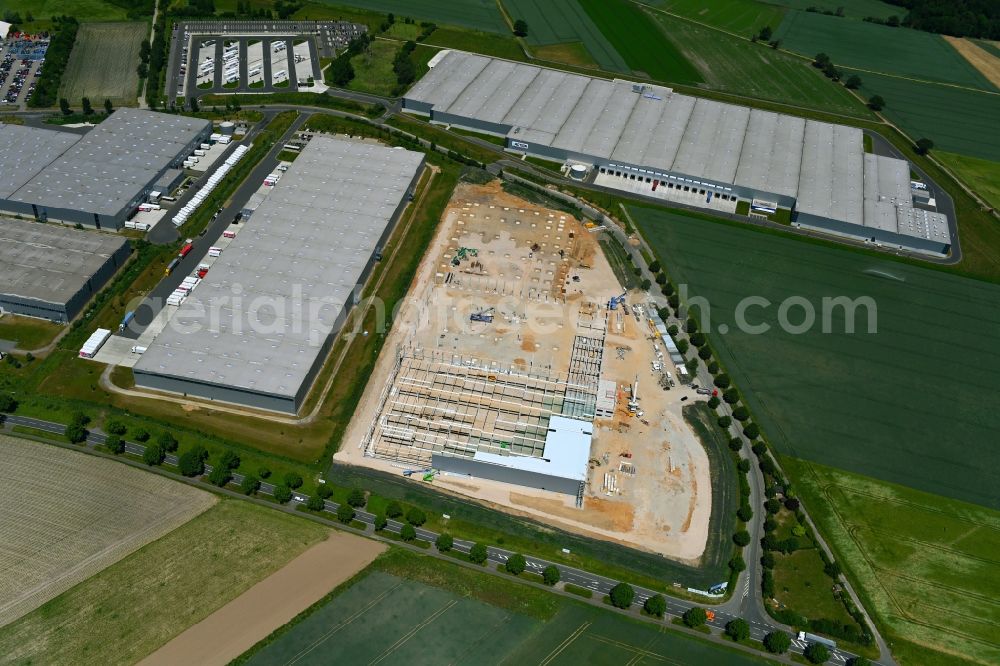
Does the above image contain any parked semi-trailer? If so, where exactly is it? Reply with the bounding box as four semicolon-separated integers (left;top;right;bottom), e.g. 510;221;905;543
179;243;193;258
165;258;181;275
119;311;135;332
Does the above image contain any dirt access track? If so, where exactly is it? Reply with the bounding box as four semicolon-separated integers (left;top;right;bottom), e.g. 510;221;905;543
339;181;712;563
139;532;385;666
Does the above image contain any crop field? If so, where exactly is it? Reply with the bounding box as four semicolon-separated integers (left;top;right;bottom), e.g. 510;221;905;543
0;499;329;665
0;0;135;26
579;0;704;84
501;0;628;72
653;13;869;117
764;0;900;20
937;151;1000;212
59;22;146;104
0;435;215;627
973;38;1000;59
322;0;507;32
645;0;785;35
785;458;1000;666
858;73;1000;162
630;206;1000;511
424;26;527;62
774;10;998;90
241;567;765;665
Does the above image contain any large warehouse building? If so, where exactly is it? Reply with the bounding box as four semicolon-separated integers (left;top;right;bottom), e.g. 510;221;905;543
133;137;425;413
0;218;130;322
403;51;951;255
0;109;211;230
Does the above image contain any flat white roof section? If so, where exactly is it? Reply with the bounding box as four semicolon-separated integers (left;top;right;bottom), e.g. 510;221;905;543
134;137;424;406
736;111;805;199
796;121;864;224
0;124;81;198
471;415;591;482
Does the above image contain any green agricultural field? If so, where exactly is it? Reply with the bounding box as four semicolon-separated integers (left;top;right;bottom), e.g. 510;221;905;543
764;0;901;20
501;0;628;72
580;0;704;83
424;26;527;61
0;0;137;27
240;554;767;666
630;206;1000;511
59;22;146;105
318;0;508;32
0;500;329;665
858;73;1000;161
645;0;786;35
653;14;869;117
774;10;998;90
785;458;1000;666
937;151;1000;212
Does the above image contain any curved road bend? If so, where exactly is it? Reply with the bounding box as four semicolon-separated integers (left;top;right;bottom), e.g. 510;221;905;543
3;414;887;665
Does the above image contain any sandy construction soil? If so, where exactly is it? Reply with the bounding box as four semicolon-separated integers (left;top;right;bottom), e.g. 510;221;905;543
945;36;1000;88
139;532;385;666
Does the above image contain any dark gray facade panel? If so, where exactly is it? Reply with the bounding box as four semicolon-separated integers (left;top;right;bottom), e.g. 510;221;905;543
0;294;68;322
432;453;583;496
794;213;949;255
431;111;510;137
133;370;297;413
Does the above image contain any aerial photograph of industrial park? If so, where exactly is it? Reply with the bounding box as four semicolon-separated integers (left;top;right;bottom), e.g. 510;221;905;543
1;1;997;665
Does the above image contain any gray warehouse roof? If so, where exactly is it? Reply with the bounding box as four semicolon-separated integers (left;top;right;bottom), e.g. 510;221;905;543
0;217;128;306
0;123;80;197
135;137;425;402
7;109;210;216
406;52;948;244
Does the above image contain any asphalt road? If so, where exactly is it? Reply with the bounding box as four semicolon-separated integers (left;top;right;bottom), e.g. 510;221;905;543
123;110;307;338
2;413;881;665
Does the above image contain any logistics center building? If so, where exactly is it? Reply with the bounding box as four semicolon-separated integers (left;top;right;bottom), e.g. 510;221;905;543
0;218;130;322
0;109;211;230
403;51;951;255
133;137;425;413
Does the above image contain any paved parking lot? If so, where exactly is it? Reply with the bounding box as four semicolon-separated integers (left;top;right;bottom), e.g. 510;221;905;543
167;20;364;101
0;37;47;108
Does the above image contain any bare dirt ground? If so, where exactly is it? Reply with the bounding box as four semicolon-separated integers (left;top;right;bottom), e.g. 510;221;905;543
0;435;215;627
139;532;385;666
339;181;711;562
945;36;1000;88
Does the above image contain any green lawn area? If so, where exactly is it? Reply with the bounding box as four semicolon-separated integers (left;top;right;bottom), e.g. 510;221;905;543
630;205;1000;511
937;151;1000;212
785;458;1000;666
0;315;63;350
238;549;768;666
647;0;786;35
771;547;860;634
0;500;329;665
316;0;508;32
0;0;136;29
858;72;1000;162
653;13;869;117
579;0;704;83
774;10;998;90
384;21;422;40
347;41;402;115
424;25;527;61
501;0;628;71
764;0;901;20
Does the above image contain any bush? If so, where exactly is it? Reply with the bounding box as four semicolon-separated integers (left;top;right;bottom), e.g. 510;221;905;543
728;437;742;452
764;631;791;654
689;332;706;347
207;465;232;487
105;434;125;454
804;643;830;664
648;260;661;273
707;361;719;374
707;396;720;408
386;500;403;518
737;458;751;473
258;466;271;479
435;532;453;551
761;551;775;568
683;607;707;627
307;494;325;511
731;406;750;421
697;345;713;360
726;618;750;641
347;487;366;507
406;507;427;526
316;483;333;499
765;498;781;514
644;594;667;617
543;564;561;585
157;431;178;452
743;423;760;439
273;485;292;504
241;474;260;495
792;525;807;537
762;570;775;597
737;503;753;521
505;553;526;575
729;553;746;573
284;472;303;489
759;457;776;476
178;446;208;477
469;542;488;564
65;423;88;443
713;373;731;389
751;441;767;456
824;561;842;578
143;443;164;466
337;502;355;523
667;324;678;336
132;428;150;442
717;416;732;428
686;317;699;334
778;537;799;554
374;513;387;530
785;497;800;511
733;530;751;546
609;582;635;608
104;419;127;435
0;394;17;412
676;339;689;354
400;523;416;540
217;449;240;471
723;388;740;404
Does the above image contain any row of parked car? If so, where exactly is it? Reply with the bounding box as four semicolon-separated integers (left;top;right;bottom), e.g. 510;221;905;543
0;45;41;104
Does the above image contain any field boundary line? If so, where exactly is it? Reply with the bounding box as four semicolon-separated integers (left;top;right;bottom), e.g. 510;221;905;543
849;525;1000;566
590;633;680;664
286;581;405;665
539;621;591;666
823;485;1000;530
870;566;1000;610
367;599;458;665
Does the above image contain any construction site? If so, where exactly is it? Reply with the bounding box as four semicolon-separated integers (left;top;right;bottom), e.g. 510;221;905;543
340;181;713;562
